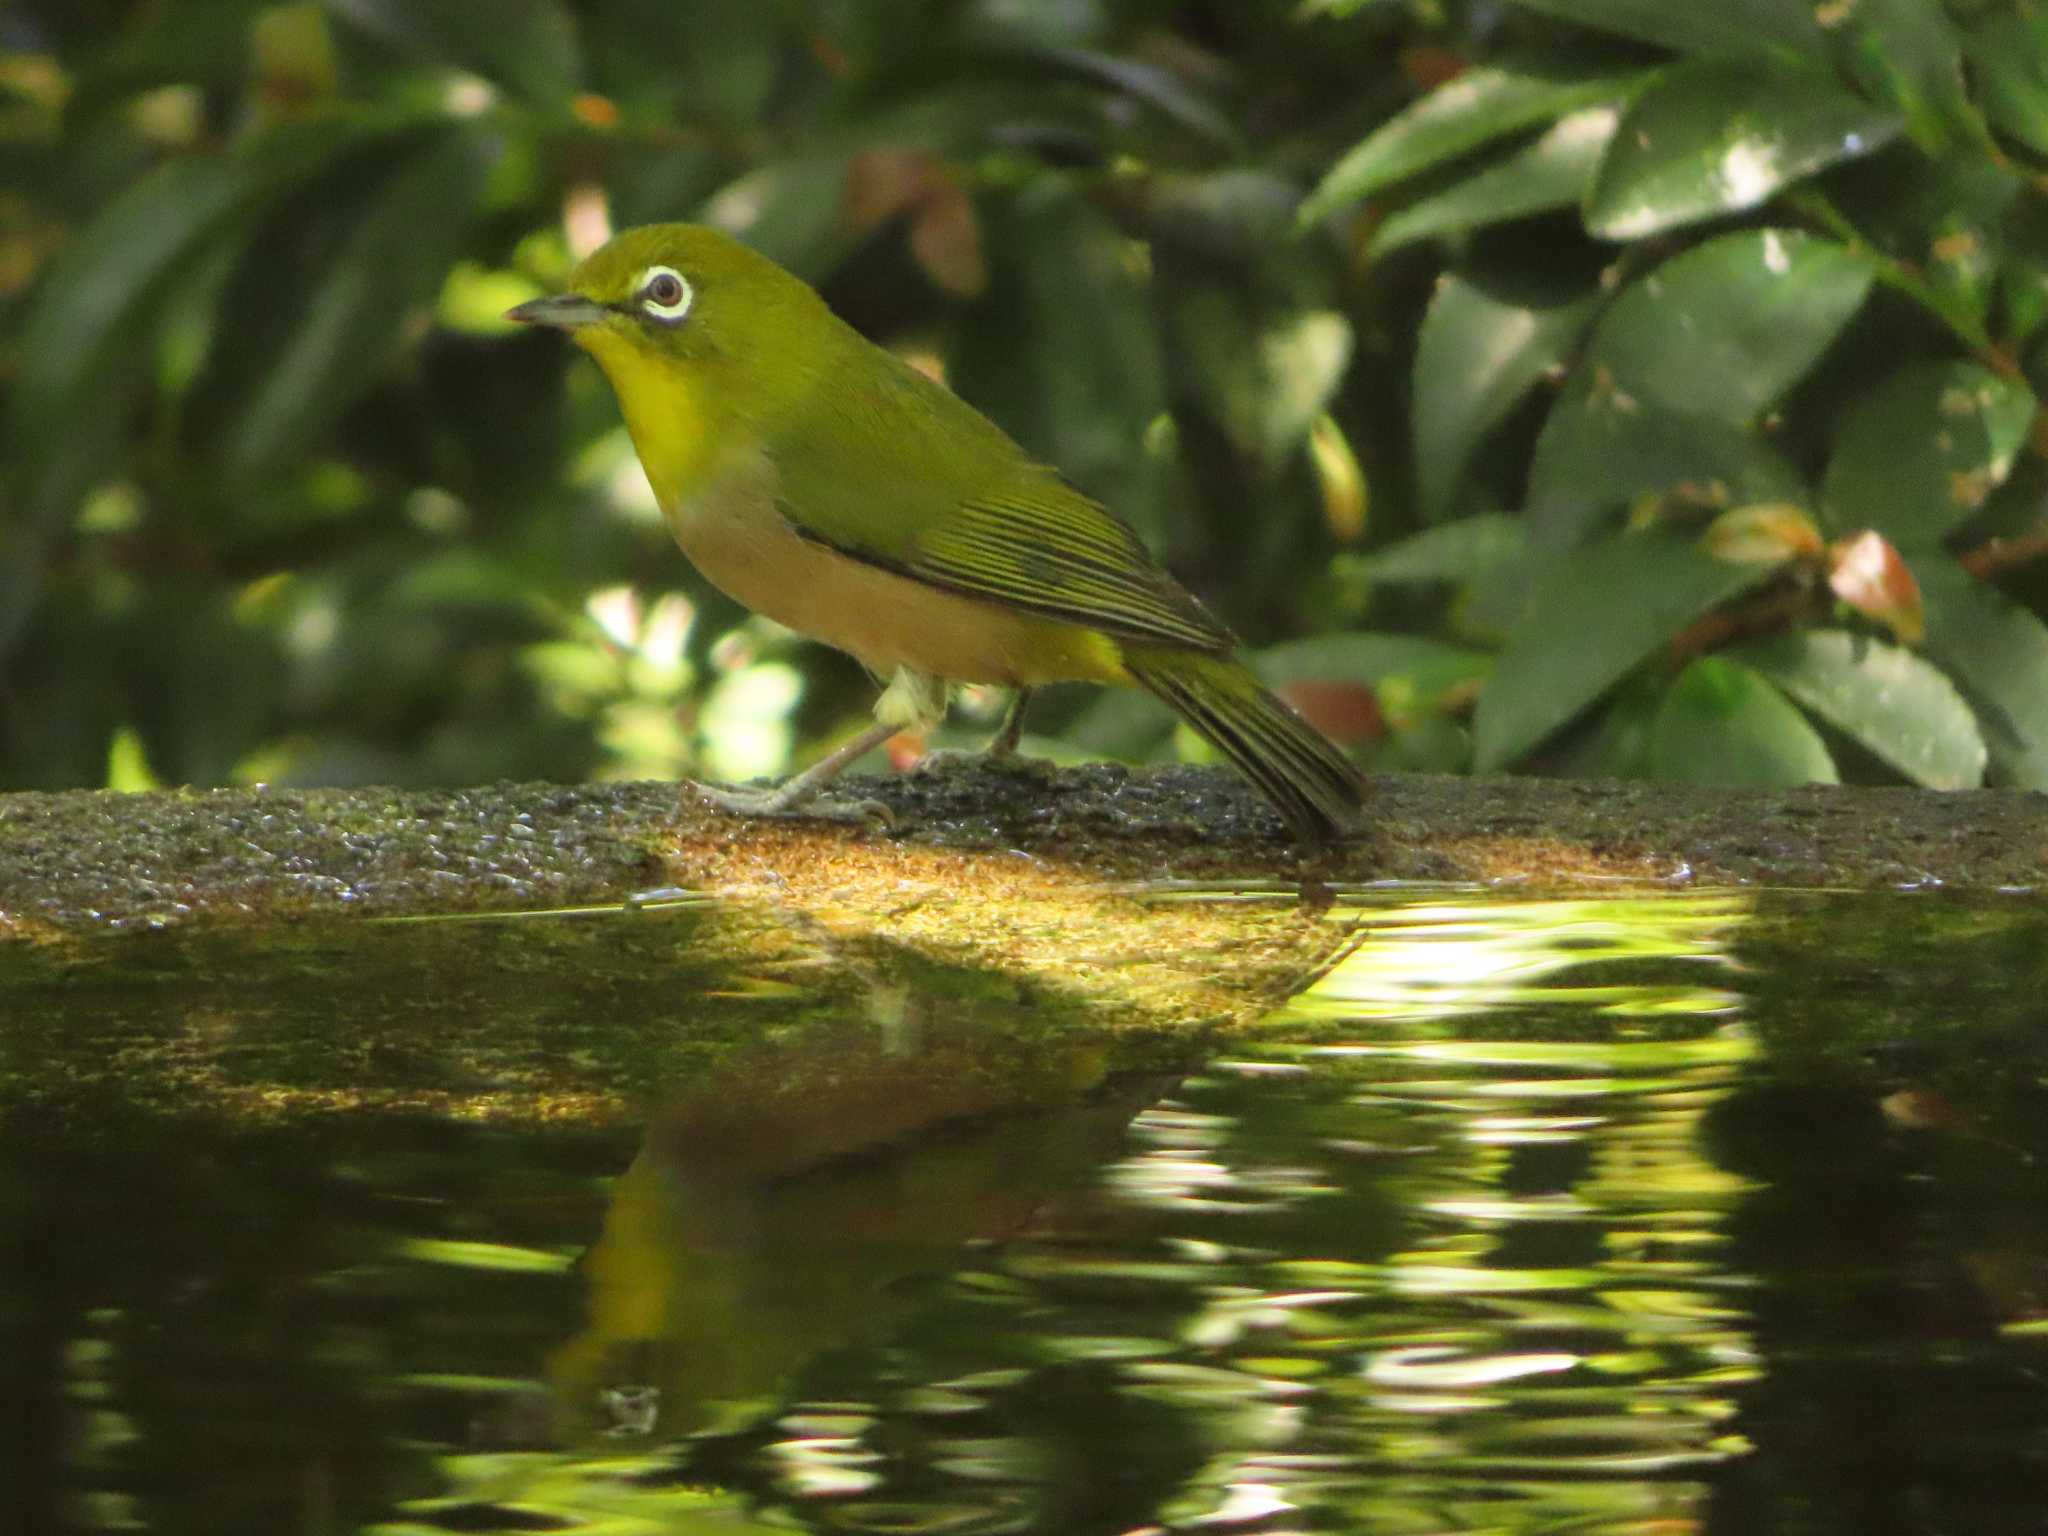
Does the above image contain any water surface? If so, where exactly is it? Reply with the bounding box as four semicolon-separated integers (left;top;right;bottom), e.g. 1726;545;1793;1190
3;888;2045;1533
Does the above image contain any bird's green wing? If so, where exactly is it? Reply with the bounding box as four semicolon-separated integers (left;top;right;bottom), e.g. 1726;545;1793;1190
767;341;1234;653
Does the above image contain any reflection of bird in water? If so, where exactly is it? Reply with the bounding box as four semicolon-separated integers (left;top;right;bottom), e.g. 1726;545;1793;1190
546;1017;1166;1445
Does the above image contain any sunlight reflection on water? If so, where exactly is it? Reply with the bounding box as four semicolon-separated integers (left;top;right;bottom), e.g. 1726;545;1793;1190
13;888;2048;1534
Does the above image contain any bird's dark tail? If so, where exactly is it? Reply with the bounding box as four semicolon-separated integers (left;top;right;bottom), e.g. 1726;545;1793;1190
1124;648;1368;844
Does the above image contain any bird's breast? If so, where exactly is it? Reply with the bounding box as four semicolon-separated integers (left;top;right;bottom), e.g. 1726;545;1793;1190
664;455;1124;688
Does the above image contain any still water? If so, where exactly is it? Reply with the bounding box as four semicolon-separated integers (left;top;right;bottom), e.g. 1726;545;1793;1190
3;889;2046;1533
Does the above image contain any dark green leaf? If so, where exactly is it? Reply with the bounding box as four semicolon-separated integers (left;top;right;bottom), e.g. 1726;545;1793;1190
75;0;277;110
1650;657;1837;785
1505;0;1826;61
1545;675;1664;778
1347;512;1533;643
224;127;493;484
8;156;257;519
1836;0;1983;154
1351;512;1527;585
1159;280;1352;472
951;186;1170;541
1585;60;1900;239
1413;271;1601;519
322;0;579;103
1734;629;1986;788
1370;104;1619;256
1823;361;2037;546
1578;228;1875;426
2004;194;2048;348
1916;555;2048;788
582;0;784;125
1527;377;1808;549
1473;531;1771;769
996;41;1238;150
1966;6;2048;157
1299;55;1646;224
1251;633;1490;702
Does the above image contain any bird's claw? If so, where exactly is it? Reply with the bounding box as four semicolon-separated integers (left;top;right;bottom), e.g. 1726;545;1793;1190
691;782;895;830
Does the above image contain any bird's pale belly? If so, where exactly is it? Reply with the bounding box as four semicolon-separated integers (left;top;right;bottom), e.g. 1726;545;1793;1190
664;463;1126;687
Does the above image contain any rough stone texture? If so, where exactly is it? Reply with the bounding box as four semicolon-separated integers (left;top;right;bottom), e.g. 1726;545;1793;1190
1;760;2042;938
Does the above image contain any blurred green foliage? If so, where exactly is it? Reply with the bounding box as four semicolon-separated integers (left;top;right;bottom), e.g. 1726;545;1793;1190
1;0;2044;798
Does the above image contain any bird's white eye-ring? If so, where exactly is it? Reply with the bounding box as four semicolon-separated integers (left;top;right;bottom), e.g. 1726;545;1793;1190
635;265;693;324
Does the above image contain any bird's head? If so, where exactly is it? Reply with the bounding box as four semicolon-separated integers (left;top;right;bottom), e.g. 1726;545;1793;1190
508;223;834;496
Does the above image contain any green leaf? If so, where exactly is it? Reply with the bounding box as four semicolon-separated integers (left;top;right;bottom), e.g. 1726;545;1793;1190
76;0;277;109
1915;556;2048;788
1585;60;1901;239
1650;657;1838;786
582;0;783;126
1835;0;1983;154
223;127;492;485
1504;0;1826;61
1299;55;1646;224
1342;514;1533;643
1967;6;2048;158
1413;271;1601;519
950;185;1169;541
322;0;580;103
1473;531;1771;769
1546;675;1664;778
1157;282;1352;472
7;156;257;518
1527;378;1808;549
1352;512;1527;584
1251;632;1490;702
1823;362;2038;546
1370;105;1620;256
1734;629;1986;789
1828;149;2020;331
998;41;1239;150
1577;229;1875;427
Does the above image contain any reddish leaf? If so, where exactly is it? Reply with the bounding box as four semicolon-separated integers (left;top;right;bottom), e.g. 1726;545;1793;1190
1279;680;1385;748
843;148;985;296
1828;530;1925;643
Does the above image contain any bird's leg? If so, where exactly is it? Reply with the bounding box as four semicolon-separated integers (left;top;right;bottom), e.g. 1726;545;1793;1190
983;687;1032;757
694;717;899;823
693;666;945;827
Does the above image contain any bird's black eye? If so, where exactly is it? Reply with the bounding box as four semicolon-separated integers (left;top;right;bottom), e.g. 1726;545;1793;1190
635;265;693;324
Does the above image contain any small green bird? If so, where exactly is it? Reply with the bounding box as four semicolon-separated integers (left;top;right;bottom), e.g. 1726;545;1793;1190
508;223;1366;842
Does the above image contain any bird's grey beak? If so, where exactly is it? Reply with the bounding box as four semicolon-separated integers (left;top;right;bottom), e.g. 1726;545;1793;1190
505;293;607;330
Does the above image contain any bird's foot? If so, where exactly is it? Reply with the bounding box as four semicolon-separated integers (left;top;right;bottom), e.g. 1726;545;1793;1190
690;781;895;829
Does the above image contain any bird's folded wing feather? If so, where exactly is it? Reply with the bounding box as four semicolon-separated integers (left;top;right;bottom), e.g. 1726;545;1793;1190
767;344;1234;653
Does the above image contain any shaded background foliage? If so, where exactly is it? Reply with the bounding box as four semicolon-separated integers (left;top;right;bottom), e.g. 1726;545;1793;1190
1;0;2044;800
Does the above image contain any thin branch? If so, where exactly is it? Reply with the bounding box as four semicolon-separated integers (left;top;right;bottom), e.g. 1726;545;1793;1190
1667;575;1826;664
1787;190;2025;383
1670;521;2048;663
1958;522;2048;580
